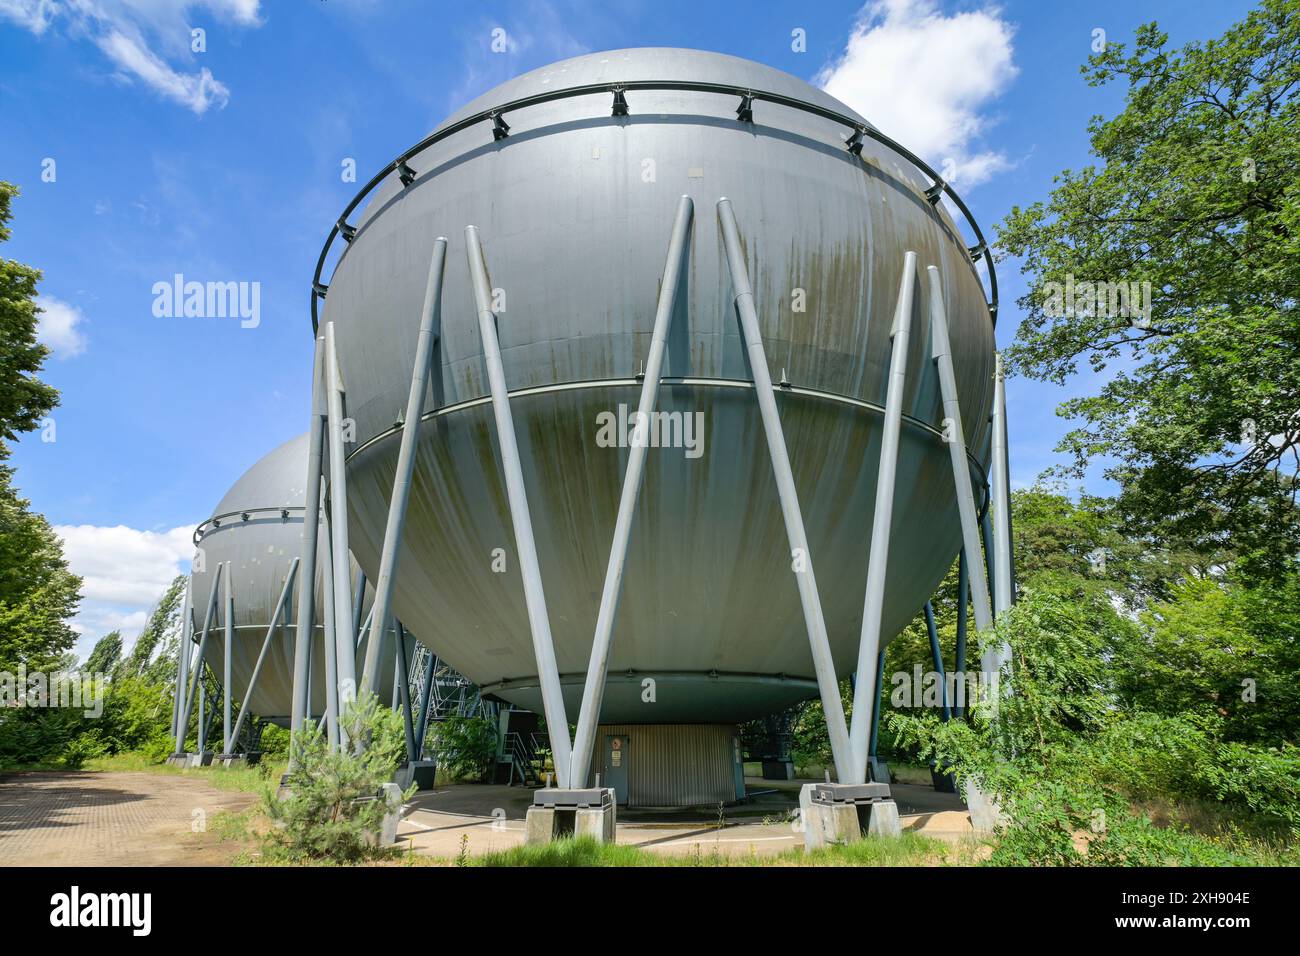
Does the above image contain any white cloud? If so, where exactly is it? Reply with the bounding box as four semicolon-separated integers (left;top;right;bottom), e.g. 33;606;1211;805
54;523;194;657
816;0;1018;187
0;0;57;34
1;0;262;114
36;294;89;359
95;26;229;113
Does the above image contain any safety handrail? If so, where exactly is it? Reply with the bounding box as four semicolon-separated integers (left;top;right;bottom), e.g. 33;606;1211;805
309;79;998;332
193;505;305;546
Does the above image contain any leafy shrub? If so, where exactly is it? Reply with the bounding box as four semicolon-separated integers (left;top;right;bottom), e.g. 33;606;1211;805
427;715;498;781
262;693;413;863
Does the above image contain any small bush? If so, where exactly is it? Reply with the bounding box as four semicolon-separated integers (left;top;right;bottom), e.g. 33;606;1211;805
262;693;413;863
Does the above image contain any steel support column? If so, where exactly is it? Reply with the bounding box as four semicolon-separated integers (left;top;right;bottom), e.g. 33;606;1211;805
395;622;417;763
717;197;852;783
289;337;327;765
464;224;573;786
324;322;357;710
847;251;917;783
229;558;299;753
991;354;1012;615
954;549;969;716
569;195;693;788
222;561;234;754
928;265;994;643
320;514;341;749
361;237;448;696
177;562;222;754
867;649;886;759
924;601;951;721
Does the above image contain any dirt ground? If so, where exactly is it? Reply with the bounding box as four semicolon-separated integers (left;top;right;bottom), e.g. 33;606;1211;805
0;771;256;866
0;770;976;865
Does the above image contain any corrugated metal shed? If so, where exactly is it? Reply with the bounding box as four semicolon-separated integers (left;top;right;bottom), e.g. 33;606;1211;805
589;723;741;807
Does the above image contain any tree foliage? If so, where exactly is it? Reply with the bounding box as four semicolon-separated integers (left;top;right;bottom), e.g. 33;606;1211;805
0;182;59;452
996;0;1300;578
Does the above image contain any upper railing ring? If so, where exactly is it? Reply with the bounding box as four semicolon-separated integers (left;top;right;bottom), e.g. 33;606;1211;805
309;79;999;334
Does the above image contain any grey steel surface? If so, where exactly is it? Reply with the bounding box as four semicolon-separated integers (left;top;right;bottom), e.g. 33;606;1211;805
321;48;996;724
189;433;395;725
360;239;448;696
569;194;694;788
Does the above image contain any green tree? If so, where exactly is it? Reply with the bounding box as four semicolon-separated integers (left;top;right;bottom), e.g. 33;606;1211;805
0;468;81;674
0;182;80;674
0;182;59;452
996;1;1300;578
84;631;123;675
119;575;184;681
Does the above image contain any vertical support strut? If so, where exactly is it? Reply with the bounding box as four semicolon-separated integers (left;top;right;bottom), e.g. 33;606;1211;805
229;558;300;752
351;571;366;647
924;601;951;721
716;197;852;783
414;649;436;758
867;649;886;760
991;351;1014;624
320;514;342;749
927;266;994;642
323;322;357;710
847;251;917;783
222;561;234;754
177;562;222;754
290;337;327;764
170;578;194;745
569;195;694;788
361;237;448;695
954;549;969;716
464;224;573;786
395;622;417;763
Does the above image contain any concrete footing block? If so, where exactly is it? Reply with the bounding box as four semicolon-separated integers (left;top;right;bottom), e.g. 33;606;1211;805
524;806;556;845
392;764;415;791
799;782;900;850
866;800;901;837
964;782;1006;834
213;754;245;769
410;759;437;790
165;753;188;768
525;787;617;844
185;752;213;768
377;782;404;845
573;803;616;842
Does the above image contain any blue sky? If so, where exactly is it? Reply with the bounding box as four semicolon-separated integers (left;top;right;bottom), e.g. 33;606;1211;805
0;0;1255;654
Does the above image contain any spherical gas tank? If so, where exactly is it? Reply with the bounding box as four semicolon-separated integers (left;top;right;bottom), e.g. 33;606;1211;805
320;48;995;724
190;433;396;725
